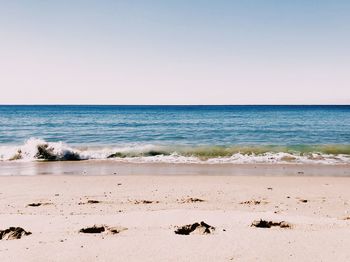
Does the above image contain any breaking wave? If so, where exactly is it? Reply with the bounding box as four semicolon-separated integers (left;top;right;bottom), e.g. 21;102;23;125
0;138;350;164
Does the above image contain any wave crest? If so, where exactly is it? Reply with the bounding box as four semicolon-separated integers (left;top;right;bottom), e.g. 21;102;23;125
0;138;349;164
0;138;83;161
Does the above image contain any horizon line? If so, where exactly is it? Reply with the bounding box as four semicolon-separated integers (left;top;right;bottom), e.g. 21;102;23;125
0;104;349;106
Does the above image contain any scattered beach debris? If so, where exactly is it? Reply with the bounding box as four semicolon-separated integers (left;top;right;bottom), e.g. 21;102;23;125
27;202;52;207
79;225;105;234
251;220;291;229
79;225;127;234
133;200;159;204
0;227;32;240
78;200;101;205
240;200;268;205
27;203;42;207
174;221;215;235
87;200;100;204
107;226;128;234
180;198;205;203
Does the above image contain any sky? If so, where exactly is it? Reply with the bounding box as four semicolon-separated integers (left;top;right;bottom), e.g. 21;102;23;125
0;0;349;105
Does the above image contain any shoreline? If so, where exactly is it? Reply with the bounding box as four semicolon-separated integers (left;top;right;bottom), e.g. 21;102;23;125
1;161;349;176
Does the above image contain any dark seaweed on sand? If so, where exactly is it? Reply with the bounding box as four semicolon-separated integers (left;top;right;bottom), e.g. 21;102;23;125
175;221;215;235
0;227;32;240
79;226;105;234
251;220;291;228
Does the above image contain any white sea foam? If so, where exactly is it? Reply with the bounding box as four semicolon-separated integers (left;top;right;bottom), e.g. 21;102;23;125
0;138;349;165
116;152;350;165
0;138;84;161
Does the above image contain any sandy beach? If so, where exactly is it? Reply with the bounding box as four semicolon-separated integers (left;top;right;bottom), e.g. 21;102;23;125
1;164;350;261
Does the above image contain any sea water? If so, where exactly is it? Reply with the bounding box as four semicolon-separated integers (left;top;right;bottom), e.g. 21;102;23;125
0;105;349;164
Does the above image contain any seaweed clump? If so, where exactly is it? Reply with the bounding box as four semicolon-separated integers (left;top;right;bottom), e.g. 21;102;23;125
0;227;32;240
107;152;127;158
107;150;169;159
175;221;215;235
79;225;127;234
251;220;291;228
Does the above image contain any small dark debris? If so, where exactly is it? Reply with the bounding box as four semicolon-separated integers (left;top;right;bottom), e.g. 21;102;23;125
27;202;52;207
87;200;100;204
79;226;105;234
79;225;127;234
134;200;158;204
27;203;42;207
0;227;32;240
174;221;215;235
251;219;291;229
181;198;205;203
108;226;128;234
78;200;101;205
240;200;266;205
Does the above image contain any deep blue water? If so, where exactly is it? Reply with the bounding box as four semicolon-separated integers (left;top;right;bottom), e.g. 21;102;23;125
0;105;349;146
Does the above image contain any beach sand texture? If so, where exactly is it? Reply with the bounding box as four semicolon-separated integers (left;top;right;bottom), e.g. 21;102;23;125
1;167;350;261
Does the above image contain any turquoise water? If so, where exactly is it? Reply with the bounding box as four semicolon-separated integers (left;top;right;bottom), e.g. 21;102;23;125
0;105;349;163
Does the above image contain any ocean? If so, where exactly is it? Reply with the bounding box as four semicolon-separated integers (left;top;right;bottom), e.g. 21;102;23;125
0;105;349;164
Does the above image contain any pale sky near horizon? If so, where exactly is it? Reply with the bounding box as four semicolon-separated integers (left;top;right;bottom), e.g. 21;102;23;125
0;0;349;105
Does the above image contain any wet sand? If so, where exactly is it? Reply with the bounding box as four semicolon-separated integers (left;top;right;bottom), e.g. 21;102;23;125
1;165;350;261
1;161;350;176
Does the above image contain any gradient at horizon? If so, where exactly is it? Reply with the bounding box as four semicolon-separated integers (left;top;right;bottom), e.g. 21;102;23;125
1;0;349;104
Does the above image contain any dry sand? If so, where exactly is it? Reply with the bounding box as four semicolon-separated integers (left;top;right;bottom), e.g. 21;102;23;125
0;164;350;261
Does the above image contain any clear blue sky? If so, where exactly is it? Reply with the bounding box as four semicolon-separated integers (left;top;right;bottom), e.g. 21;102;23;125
1;0;349;104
